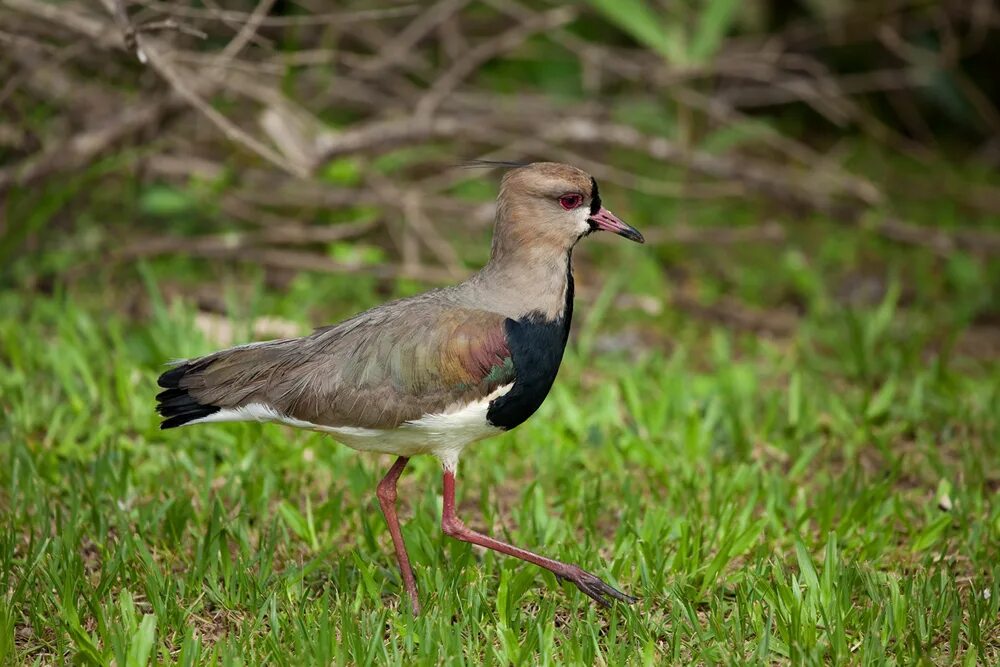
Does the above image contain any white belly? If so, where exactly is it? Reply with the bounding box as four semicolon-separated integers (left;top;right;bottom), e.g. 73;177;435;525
188;383;512;471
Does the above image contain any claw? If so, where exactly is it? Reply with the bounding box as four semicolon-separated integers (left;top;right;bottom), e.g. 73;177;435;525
560;565;636;607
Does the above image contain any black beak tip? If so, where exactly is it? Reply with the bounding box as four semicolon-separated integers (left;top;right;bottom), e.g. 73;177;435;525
622;228;645;244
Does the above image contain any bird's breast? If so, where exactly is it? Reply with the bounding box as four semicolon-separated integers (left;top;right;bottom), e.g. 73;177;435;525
485;309;572;430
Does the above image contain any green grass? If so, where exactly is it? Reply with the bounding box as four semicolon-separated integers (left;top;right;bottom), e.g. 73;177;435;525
1;241;997;665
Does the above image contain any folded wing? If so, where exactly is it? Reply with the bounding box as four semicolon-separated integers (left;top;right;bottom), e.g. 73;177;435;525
156;301;515;430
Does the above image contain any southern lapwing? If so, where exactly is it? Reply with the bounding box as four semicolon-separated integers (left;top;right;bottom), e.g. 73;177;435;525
156;162;643;613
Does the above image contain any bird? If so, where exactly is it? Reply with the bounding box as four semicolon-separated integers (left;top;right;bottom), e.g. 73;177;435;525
155;161;643;614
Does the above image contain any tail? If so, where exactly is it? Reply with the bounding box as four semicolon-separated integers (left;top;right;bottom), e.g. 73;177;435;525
155;339;296;429
156;361;221;429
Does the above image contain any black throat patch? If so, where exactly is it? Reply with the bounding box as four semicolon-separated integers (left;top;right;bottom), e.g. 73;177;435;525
486;256;575;430
589;177;601;215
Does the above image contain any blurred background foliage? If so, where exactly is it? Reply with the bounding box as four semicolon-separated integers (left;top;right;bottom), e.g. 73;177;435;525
1;0;998;332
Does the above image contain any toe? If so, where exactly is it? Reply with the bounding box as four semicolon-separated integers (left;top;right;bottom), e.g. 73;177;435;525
565;567;634;607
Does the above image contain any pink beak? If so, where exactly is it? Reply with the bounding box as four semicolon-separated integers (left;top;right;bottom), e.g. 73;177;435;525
588;207;644;243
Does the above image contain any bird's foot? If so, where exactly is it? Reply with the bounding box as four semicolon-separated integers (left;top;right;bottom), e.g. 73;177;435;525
557;565;636;607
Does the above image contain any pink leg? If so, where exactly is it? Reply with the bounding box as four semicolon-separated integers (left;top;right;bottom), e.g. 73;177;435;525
376;456;420;614
440;469;635;607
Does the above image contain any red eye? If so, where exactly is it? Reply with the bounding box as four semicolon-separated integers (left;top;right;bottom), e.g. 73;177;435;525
559;194;583;210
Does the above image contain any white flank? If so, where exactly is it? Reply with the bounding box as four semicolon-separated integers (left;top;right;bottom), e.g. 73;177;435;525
186;383;514;471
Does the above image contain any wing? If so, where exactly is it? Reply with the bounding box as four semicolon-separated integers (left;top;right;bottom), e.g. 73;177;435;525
157;301;516;430
280;304;515;428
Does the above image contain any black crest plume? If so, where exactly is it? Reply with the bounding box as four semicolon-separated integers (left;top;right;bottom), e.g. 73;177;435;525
459;159;533;169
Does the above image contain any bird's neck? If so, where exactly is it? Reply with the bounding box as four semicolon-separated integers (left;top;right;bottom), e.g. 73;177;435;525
472;247;574;322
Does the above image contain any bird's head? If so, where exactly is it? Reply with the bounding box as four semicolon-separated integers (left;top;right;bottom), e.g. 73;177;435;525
490;162;644;258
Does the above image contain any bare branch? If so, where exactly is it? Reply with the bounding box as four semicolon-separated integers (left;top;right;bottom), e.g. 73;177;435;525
0;96;181;193
129;1;420;27
136;38;310;177
362;0;471;74
414;6;577;120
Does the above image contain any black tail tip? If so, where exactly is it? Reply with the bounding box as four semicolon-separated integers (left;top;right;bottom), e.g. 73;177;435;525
158;364;188;389
160;413;215;429
156;363;219;428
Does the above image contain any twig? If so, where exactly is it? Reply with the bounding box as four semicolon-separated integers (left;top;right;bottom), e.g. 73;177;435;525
134;19;207;40
362;0;471;74
216;0;276;64
227;170;496;224
129;1;420;27
716;68;931;110
115;221;377;260
97;0;138;57
86;0;308;176
0;96;180;193
414;6;577;120
0;33;105;108
199;0;272;51
871;216;1000;257
1;0;123;49
400;189;466;278
641;222;787;245
135;38;310;177
311;115;484;166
